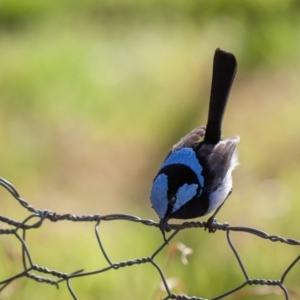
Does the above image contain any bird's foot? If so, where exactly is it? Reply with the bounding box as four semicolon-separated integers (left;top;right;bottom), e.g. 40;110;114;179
204;217;217;233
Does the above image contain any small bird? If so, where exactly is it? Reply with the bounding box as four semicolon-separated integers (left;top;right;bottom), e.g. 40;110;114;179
150;48;239;242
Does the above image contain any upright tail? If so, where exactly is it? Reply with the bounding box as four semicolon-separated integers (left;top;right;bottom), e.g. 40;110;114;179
204;48;237;145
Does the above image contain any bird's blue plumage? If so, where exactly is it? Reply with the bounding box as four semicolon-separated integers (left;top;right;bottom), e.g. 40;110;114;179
150;174;168;218
161;147;204;188
173;183;198;212
150;147;204;218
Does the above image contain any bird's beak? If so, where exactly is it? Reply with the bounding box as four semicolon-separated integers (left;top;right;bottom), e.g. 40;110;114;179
159;216;170;244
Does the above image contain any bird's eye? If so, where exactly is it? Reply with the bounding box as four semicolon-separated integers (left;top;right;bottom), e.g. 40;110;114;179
169;196;176;205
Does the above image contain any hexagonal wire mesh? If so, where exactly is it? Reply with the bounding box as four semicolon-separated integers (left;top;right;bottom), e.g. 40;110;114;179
0;178;299;300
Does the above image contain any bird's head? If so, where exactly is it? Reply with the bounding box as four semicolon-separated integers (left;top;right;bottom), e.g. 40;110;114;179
150;163;200;242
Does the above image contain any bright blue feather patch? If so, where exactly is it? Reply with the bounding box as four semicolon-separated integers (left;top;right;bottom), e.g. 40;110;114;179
161;147;204;190
151;147;204;218
150;173;168;218
172;183;198;213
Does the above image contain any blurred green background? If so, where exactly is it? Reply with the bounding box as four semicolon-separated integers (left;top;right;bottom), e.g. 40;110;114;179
1;0;300;299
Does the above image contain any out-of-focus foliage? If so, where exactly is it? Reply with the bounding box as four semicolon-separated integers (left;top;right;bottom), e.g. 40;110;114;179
1;0;300;68
1;1;300;299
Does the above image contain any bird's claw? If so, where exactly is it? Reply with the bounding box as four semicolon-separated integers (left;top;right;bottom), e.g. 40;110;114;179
205;217;217;233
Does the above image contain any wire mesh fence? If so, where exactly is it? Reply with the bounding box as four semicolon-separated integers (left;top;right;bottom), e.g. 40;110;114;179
0;176;299;300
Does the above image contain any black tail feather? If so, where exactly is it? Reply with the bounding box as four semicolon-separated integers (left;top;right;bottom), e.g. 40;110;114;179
204;48;237;144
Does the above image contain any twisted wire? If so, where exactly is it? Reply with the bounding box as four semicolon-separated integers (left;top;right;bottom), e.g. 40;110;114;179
0;177;299;300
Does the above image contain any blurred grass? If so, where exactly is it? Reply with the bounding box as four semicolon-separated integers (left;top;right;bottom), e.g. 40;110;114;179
1;1;300;299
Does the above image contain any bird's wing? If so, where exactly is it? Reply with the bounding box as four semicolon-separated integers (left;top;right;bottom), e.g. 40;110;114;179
197;136;240;191
171;126;206;151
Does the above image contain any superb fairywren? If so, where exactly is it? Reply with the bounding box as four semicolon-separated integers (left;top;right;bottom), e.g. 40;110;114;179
150;49;239;242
